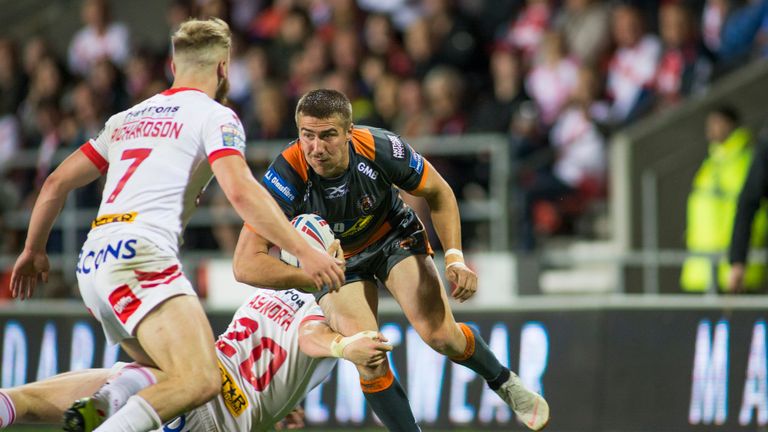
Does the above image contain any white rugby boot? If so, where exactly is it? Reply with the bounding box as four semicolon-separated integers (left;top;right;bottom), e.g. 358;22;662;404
494;371;550;430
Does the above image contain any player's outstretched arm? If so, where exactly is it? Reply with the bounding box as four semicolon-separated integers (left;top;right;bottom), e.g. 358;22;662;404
298;320;392;368
11;150;103;299
408;160;478;302
211;155;345;290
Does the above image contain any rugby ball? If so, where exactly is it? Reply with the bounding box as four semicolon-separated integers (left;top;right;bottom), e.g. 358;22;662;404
280;214;336;267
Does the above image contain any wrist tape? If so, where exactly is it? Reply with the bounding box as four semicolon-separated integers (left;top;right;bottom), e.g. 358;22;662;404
330;330;379;358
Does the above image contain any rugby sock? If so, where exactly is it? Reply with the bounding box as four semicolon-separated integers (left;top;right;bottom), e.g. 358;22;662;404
0;391;16;428
450;323;504;381
361;370;421;431
94;362;157;417
94;395;161;432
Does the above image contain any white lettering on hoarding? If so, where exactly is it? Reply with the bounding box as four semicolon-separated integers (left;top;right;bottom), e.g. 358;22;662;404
740;320;768;426
479;323;513;424
690;319;729;425
335;360;366;423
406;327;446;423
70;322;95;371
36;322;57;380
2;321;27;387
519;322;548;397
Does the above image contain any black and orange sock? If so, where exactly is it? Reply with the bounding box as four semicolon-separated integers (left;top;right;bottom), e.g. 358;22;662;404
450;322;505;382
361;369;420;431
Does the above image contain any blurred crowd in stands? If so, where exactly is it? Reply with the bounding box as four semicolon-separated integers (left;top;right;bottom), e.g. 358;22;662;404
2;0;768;272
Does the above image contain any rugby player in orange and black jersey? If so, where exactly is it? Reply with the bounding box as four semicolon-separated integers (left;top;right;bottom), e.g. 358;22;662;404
261;125;433;293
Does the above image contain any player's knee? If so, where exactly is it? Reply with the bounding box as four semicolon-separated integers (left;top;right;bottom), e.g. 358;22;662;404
423;328;461;356
183;368;221;405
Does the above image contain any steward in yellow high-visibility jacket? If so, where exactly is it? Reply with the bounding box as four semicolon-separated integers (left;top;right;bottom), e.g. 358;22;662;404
681;111;768;292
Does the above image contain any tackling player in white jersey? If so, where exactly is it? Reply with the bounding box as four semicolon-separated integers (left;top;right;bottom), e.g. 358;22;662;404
0;288;391;431
9;18;344;432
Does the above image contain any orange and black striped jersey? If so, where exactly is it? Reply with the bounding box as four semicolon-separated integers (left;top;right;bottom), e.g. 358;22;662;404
262;126;429;257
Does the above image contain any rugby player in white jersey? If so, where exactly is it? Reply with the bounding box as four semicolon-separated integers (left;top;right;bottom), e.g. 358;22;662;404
8;18;344;432
0;288;392;431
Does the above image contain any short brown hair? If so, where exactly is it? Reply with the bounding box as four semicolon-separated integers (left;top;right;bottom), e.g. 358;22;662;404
171;18;231;68
295;89;353;128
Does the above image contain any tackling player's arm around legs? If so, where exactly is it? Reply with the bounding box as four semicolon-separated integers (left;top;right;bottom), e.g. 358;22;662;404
0;299;390;430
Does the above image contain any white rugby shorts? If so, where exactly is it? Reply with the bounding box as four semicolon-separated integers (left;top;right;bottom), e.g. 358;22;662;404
75;234;196;345
154;405;217;432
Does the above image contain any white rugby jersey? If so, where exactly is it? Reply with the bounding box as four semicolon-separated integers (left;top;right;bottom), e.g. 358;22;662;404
209;288;333;432
80;87;246;253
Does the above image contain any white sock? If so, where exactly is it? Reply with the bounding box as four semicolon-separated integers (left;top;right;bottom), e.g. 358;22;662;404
0;391;16;428
95;363;157;417
94;395;161;432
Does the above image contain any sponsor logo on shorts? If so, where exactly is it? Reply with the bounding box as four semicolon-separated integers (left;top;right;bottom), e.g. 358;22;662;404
409;149;424;175
108;284;141;324
388;134;405;159
220;123;245;150
357;162;379;180
219;361;248;417
91;212;138;228
324;184;349;199
264;168;298;202
76;239;138;274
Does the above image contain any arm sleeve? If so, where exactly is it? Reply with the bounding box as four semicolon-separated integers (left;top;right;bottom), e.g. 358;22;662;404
730;142;768;264
376;133;428;192
261;154;303;217
203;107;247;165
79;116;114;174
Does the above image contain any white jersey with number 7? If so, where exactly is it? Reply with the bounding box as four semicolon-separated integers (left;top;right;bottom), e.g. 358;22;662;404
80;87;245;254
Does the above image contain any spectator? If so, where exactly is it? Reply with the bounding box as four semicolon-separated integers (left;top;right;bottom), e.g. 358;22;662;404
422;0;482;73
368;73;401;129
554;0;611;67
654;3;711;110
681;106;767;292
0;39;24;115
17;56;64;142
88;58;129;113
469;45;529;133
499;0;552;65
605;4;661;126
423;65;467;135
525;30;580;126
403;18;435;79
245;81;294;140
393;77;433;138
518;67;606;250
716;0;768;73
362;13;412;77
67;0;130;76
267;7;314;79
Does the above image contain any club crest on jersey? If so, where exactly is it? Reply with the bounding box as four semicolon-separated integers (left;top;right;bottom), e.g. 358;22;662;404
221;123;245;150
324;183;349;199
388;134;405;159
357;194;376;214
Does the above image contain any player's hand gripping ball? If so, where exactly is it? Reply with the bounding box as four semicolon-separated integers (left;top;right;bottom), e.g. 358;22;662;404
280;214;337;267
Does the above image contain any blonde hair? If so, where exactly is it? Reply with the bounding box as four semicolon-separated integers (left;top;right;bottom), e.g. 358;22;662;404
171;18;231;69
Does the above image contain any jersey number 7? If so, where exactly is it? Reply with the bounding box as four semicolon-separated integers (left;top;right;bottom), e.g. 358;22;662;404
106;148;152;203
